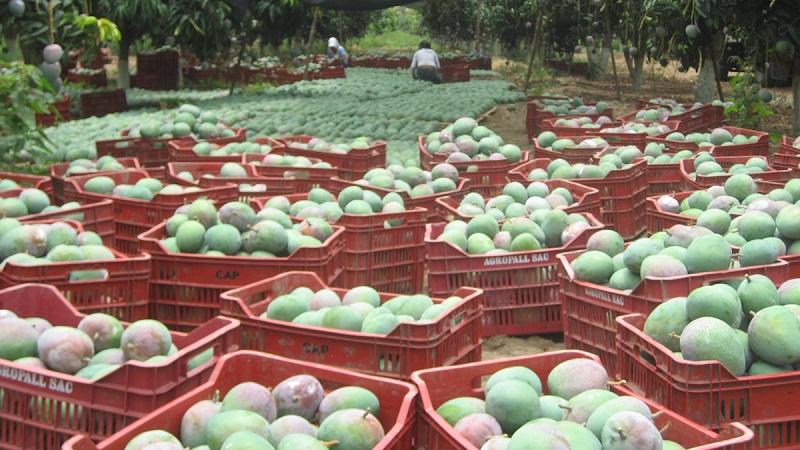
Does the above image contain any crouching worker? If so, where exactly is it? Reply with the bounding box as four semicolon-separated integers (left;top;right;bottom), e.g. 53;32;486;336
411;41;441;84
327;37;349;67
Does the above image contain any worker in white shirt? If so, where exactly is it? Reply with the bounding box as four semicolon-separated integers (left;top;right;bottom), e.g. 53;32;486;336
327;37;349;67
410;41;442;84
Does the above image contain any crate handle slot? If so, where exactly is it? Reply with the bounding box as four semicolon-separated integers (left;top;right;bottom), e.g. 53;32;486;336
636;346;658;370
185;343;220;376
283;170;311;180
67;269;110;282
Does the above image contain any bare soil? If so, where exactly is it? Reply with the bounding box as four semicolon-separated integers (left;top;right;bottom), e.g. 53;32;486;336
484;60;795;147
482;334;565;361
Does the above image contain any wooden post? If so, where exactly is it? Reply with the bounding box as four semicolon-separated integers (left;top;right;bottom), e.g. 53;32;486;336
605;5;622;101
524;11;544;92
708;35;726;102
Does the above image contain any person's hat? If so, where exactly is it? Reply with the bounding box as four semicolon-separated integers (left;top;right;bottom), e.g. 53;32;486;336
328;37;339;48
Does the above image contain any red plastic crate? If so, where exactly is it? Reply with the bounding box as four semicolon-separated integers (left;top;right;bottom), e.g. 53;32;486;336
96;128;246;168
539;116;621;136
710;127;770;158
167;160;297;202
50;157;141;203
591;151;649;239
618;312;800;449
35;96;71;127
0;283;240;450
0;189;117;247
0;171;53;196
173;159;337;201
557;249;791;376
222;66;266;84
593;120;682;148
645;191;695;234
623;105;722;133
412;350;753;450
531;136;609;164
647;162;684;196
135;51;179;91
433;178;602;221
426;213;604;338
244;150;345;196
62;350;417;450
646;134;705;153
644;148;714;196
164;129;265;163
269;68;304;85
80;90;126;118
332;208;427;294
526;97;614;140
779;135;799;155
527;108;614;140
165;161;260;183
646;125;766;159
95;136;174;168
309;65;347;80
273;135;387;181
138;221;346;332
679;156;793;191
0;219;150;321
771;152;800;173
511;156;648;239
220;272;482;379
251;194;426;294
417;136;530;196
440;63;471;83
648;180;782;234
325;177;471;223
63;170;238;254
635;99;684;109
243;152;343;180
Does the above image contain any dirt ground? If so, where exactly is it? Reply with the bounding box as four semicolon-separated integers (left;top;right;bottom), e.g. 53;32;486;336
484;60;795;147
482;334;565;360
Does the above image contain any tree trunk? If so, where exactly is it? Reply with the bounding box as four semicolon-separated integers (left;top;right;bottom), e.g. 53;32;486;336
473;12;481;53
623;50;634;78
117;36;131;89
631;53;645;90
588;31;611;80
694;31;724;103
793;61;800;136
694;50;716;103
524;11;544;92
2;31;21;61
306;8;320;48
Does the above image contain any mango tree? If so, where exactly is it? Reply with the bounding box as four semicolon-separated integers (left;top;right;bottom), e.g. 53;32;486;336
2;0;119;93
684;0;729;102
726;0;800;133
420;0;478;48
479;0;540;53
251;0;308;50
586;0;682;90
1;1;83;67
96;0;168;89
168;0;232;65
